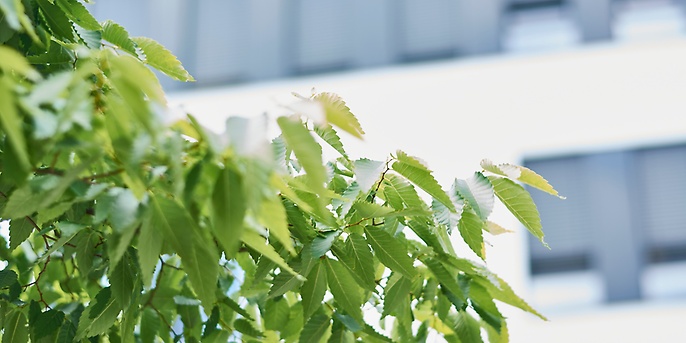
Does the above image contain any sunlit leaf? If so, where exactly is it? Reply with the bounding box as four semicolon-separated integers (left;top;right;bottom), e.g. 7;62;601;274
365;226;417;279
454;172;494;221
489;176;546;246
458;209;485;260
392;151;454;212
315;92;364;139
481;159;564;199
55;0;101;30
301;260;327;321
102;20;136;55
132;36;194;82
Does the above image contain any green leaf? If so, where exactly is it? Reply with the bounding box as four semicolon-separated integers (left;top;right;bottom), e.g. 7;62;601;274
469;281;502;333
299;314;331;343
315;93;364;139
233;318;263;339
354;158;386;196
481;159;564;199
138;209;163;287
278;116;327;197
328;320;355;343
472;272;546;321
108;188;140;232
383;272;411;317
0;269;18;288
258;194;294;255
343;233;376;291
300;260;327;321
489;176;546;246
109;252;137;308
325;258;364;322
392;151;454;212
33;309;65;340
2;309;28;343
454;172;494;221
310;230;339;258
450;311;483;343
364;226;417;279
484;221;513;236
211;167;246;258
9;217;33;251
0;0;39;41
139;308;160;343
132;36;194;82
314;124;348;159
458;209;485;260
0;46;41;80
351;201;393;218
75;287;121;339
55;321;76;343
220;296;253;321
263;296;291;331
102;20;136;55
0;78;31;173
35;0;75;42
242;229;302;279
55;0;101;30
151;195;219;309
421;257;466;307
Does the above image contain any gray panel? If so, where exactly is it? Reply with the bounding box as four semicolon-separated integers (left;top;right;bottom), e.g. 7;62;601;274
634;145;686;247
193;0;250;84
399;0;459;59
294;0;351;73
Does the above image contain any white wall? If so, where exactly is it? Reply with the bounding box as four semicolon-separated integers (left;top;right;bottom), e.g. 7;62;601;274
168;37;686;343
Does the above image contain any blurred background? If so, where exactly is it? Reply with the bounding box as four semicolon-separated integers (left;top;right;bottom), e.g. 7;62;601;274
89;0;686;341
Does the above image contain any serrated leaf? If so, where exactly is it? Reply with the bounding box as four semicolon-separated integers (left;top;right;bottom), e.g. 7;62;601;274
36;0;75;42
9;217;33;251
75;288;121;339
454;172;494;221
211;167;246;258
278;116;327;198
74;25;101;49
481;159;564;199
354;158;386;196
108;188;140;232
0;46;41;80
55;0;100;30
383;272;411;317
220;297;253;321
382;173;427;210
315;92;364;139
0;269;18;288
102;20;136;55
325;258;363;322
109;253;137;308
314;124;348;159
2;309;28;343
421;257;466;307
132;36;194;82
234;318;263;338
0;0;39;42
351;201;393;218
329;320;355;343
55;321;76;343
0;79;30;173
392;151;454;212
472;272;546;321
33;309;65;340
364;226;417;279
489;176;546;246
458;209;485;260
301;260;327;320
450;311;483;343
469;281;503;333
151;195;218;309
299;314;331;343
343;233;376;290
242;229;302;279
264;296;291;331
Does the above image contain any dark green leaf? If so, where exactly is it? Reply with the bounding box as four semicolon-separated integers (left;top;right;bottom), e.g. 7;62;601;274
392;150;454;212
0;269;18;288
139;308;159;343
364;226;417;279
469;281;502;333
138;210;162;287
55;321;76;343
109;252;137;308
9;217;32;251
151;195;219;309
328;319;355;343
36;0;75;42
449;311;483;343
2;309;28;343
233;318;263;339
458;209;485;260
33;309;65;340
383;272;411;317
75;288;121;339
299;314;331;343
421;257;466;307
211;167;246;258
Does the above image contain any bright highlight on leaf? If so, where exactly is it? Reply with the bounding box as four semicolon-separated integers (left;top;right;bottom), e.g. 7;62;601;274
132;36;195;82
481;159;565;199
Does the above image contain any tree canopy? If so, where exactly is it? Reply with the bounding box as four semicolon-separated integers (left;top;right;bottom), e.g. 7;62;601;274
0;1;562;342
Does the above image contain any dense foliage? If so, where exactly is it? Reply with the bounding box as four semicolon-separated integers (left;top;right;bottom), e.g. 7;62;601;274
0;1;562;342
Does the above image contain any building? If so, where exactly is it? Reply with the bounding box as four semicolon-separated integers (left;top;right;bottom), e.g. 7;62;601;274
92;1;686;341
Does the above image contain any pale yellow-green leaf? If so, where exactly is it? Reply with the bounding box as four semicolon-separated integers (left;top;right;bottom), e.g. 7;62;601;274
242;230;303;280
315;92;364;139
258;194;295;255
485;221;513;235
0;46;41;80
132;36;194;82
481;159;564;199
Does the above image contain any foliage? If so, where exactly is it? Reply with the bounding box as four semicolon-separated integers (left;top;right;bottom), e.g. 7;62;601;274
0;2;562;342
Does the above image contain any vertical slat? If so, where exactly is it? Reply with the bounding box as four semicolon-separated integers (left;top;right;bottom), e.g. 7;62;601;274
294;0;351;73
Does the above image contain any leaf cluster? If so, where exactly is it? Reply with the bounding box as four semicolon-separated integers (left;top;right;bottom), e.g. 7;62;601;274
0;2;562;342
